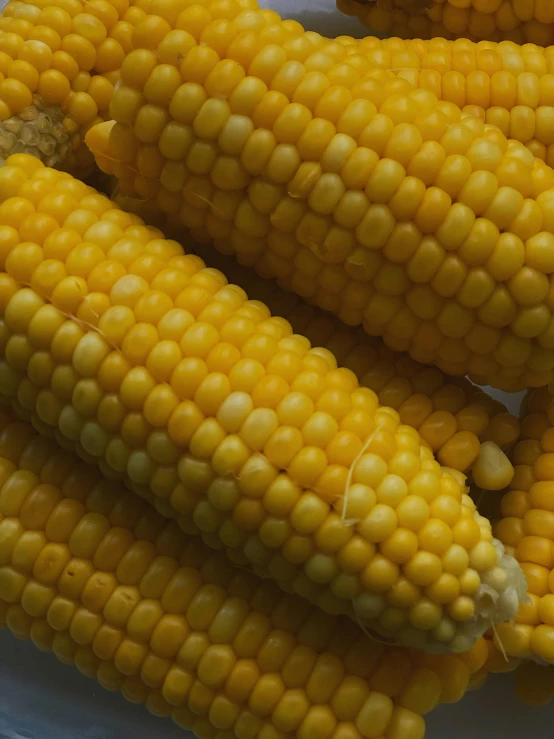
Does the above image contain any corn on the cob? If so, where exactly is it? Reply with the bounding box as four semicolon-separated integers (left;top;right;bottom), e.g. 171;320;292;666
0;154;526;654
0;407;490;739
85;0;554;391
163;238;518;485
338;0;554;45
0;0;130;172
94;1;554;173
116;0;554;172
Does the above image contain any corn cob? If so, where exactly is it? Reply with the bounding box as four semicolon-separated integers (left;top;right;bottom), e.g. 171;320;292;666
115;0;554;172
118;0;554;171
85;0;554;391
0;0;132;172
0;154;526;654
155;235;518;486
0;407;491;739
338;0;554;45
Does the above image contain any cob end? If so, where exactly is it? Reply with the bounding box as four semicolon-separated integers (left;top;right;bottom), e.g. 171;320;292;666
0;96;70;170
387;533;527;654
471;442;515;492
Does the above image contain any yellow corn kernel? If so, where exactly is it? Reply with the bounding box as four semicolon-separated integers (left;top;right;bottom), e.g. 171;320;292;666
0;155;525;655
0;406;486;739
471;441;515;492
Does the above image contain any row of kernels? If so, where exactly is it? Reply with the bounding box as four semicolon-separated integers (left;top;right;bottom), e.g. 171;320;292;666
343;0;554;45
342;30;554;163
354;47;541;76
103;127;546;300
421;83;554;162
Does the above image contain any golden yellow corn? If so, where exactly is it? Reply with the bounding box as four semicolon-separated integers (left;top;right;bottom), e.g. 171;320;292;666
86;0;554;391
490;386;554;664
99;0;554;172
339;0;554;46
117;0;554;172
0;407;489;739
177;241;518;483
0;154;526;654
0;0;130;172
114;0;554;171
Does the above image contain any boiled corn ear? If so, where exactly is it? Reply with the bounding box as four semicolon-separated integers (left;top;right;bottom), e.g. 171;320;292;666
115;0;554;171
86;0;554;391
339;0;554;46
113;0;554;169
0;408;488;739
0;154;526;654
